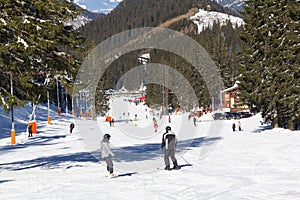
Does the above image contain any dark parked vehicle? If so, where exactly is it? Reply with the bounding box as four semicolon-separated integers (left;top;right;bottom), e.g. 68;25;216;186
213;112;225;120
231;112;241;119
224;112;241;120
239;112;253;118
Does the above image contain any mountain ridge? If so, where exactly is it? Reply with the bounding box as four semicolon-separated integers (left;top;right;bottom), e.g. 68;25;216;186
74;0;122;14
75;0;244;14
213;0;244;11
79;0;240;45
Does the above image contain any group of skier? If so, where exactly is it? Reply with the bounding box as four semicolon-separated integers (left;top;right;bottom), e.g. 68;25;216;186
101;125;179;177
232;121;242;132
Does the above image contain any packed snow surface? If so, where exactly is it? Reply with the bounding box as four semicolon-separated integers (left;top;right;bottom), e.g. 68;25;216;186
1;97;300;200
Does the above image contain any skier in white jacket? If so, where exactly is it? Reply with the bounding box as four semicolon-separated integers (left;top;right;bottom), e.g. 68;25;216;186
101;134;115;177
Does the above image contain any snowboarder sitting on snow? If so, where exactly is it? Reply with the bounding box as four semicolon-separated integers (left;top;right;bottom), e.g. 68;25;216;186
28;123;33;137
101;134;115;177
161;126;179;170
70;122;75;133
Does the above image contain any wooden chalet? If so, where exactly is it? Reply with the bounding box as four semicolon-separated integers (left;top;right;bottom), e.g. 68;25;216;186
221;82;248;112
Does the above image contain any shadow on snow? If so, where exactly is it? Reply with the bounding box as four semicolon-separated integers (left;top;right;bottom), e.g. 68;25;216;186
0;151;98;171
0;180;13;184
0;134;67;155
0;136;222;172
252;124;272;133
112;136;222;163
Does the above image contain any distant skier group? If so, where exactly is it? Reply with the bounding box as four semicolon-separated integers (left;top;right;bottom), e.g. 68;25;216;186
232;121;242;132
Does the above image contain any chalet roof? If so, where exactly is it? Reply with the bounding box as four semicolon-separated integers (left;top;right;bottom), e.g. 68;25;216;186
221;81;239;93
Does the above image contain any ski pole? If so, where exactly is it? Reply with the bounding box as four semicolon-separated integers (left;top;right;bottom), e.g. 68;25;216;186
177;152;191;165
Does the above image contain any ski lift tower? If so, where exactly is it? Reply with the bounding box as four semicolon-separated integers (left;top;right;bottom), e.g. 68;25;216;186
10;73;16;145
138;53;150;96
55;75;61;116
44;73;51;124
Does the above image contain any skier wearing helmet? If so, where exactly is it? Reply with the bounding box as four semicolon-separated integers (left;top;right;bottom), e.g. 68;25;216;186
161;126;179;170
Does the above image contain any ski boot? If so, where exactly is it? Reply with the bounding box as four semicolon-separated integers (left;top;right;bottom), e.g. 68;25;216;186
164;165;171;170
172;161;179;170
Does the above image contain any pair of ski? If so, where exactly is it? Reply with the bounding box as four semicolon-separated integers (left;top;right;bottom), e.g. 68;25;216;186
105;172;137;179
156;167;180;171
105;174;118;179
156;164;192;170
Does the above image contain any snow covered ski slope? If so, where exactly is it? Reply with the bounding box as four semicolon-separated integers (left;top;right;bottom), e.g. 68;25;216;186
1;97;300;200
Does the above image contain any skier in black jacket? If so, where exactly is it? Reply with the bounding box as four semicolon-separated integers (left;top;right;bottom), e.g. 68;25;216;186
70;122;75;133
28;123;33;137
161;126;178;170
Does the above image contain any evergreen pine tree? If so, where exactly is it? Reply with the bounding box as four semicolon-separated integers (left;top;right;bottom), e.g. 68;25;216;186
238;0;300;130
0;0;84;108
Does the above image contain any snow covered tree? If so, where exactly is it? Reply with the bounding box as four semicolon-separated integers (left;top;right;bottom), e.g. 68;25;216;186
0;0;84;109
238;0;300;130
95;85;110;117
